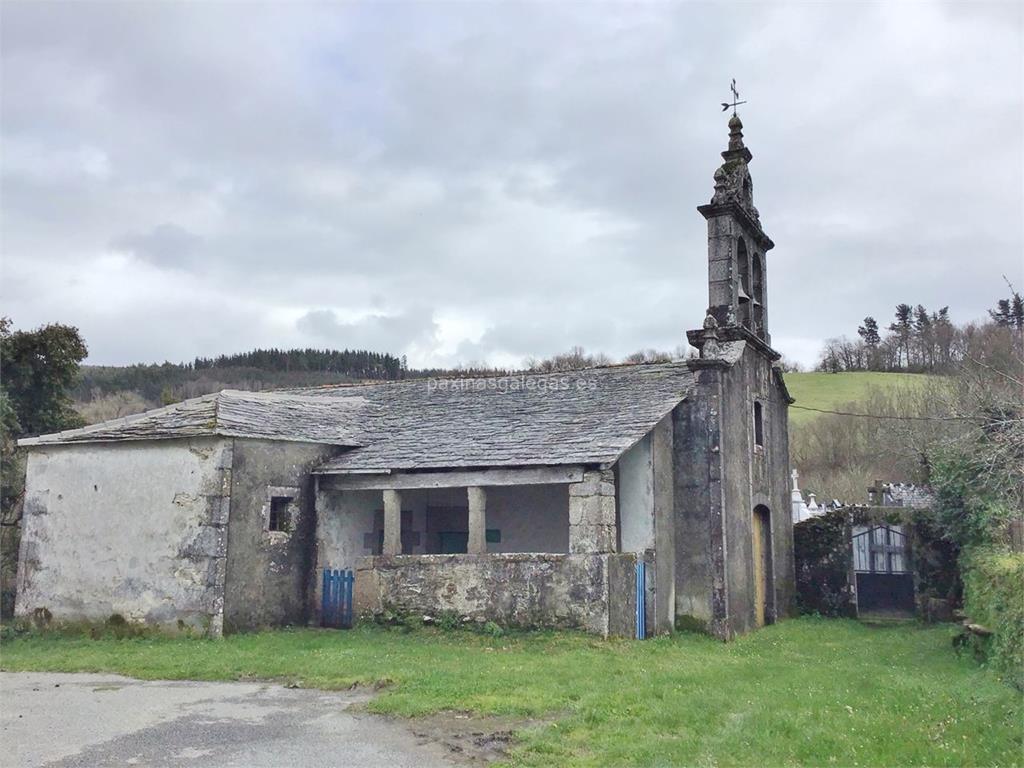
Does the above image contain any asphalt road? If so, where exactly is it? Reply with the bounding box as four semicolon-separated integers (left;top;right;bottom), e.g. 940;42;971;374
1;672;455;767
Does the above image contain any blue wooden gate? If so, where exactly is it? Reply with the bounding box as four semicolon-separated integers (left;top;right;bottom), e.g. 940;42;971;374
321;568;354;629
635;560;647;640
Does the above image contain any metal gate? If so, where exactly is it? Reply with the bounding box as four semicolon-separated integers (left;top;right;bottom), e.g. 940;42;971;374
321;568;354;629
635;560;647;639
852;525;915;615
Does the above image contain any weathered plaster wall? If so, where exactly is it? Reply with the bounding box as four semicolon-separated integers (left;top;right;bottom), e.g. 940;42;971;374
673;379;720;634
222;439;338;632
651;415;676;634
15;438;232;634
316;488;379;572
673;344;795;640
619;434;654;553
354;552;638;637
717;345;795;637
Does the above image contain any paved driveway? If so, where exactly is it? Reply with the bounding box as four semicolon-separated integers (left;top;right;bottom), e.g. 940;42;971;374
1;673;455;767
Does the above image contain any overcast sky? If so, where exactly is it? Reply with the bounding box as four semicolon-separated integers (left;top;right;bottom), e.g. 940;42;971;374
2;2;1021;370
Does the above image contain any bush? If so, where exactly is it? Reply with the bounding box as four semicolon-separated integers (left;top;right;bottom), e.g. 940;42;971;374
0;615;162;641
793;511;856;617
962;548;1024;689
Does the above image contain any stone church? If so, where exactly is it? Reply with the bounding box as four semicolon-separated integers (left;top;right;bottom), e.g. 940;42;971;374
15;114;795;639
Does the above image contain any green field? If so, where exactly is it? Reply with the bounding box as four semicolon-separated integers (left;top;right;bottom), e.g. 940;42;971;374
783;371;930;426
2;618;1020;766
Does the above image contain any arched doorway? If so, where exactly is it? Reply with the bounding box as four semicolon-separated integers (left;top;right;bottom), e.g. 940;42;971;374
752;505;772;627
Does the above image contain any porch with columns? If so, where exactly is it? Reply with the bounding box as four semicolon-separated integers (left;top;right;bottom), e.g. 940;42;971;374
311;465;640;637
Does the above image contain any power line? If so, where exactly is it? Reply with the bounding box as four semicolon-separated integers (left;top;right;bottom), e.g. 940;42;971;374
788;404;971;422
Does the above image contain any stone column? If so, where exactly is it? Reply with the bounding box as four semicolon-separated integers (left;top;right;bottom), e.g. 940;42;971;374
467;486;487;554
382;489;402;555
568;470;617;554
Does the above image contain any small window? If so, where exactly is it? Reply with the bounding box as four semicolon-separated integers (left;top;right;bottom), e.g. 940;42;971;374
269;496;292;532
753;401;764;448
486;528;501;544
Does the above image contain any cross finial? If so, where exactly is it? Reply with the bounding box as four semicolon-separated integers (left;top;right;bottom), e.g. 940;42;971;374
721;78;747;116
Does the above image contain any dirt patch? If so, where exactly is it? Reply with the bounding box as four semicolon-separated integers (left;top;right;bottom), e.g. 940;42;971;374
400;711;551;765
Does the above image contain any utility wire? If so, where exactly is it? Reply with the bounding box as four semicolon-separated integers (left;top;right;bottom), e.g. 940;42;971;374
788;404;971;422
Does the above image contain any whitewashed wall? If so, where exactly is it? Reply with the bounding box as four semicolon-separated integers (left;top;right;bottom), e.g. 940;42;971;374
618;434;655;552
15;438;232;633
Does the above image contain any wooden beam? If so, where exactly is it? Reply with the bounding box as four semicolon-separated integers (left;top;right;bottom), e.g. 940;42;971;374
319;465;585;491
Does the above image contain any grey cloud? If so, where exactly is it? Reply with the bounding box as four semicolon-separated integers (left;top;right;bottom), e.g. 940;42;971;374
1;2;1020;369
296;307;439;353
113;224;203;270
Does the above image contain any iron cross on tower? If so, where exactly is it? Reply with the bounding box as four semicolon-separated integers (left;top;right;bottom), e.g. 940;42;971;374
721;78;746;116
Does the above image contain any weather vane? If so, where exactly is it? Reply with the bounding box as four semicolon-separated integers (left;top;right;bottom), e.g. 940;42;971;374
721;78;746;116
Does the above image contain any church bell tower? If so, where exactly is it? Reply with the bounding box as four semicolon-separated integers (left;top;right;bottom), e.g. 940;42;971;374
695;108;775;346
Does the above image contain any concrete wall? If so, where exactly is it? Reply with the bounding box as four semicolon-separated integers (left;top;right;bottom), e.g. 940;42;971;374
354;552;638;637
618;434;654;553
15;438;232;634
616;421;675;634
222;439;338;632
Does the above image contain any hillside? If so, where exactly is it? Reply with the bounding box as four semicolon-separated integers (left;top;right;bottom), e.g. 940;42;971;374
782;371;930;426
783;371;939;502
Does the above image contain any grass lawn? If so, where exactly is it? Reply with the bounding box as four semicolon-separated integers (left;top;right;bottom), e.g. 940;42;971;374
783;372;929;426
2;617;1020;766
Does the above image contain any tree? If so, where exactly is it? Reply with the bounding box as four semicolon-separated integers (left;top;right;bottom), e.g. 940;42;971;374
913;304;934;370
888;303;913;370
989;291;1024;331
622;349;673;365
815;336;865;372
857;316;882;370
524;346;613;372
932;306;955;370
1;319;88;436
928;322;1023;549
857;316;881;348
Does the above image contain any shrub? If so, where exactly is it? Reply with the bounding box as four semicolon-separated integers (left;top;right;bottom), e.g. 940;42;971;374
481;620;504;638
436;611;460;631
794;511;856;617
962;548;1024;689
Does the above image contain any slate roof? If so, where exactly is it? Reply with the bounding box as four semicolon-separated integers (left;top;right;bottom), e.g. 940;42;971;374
18;390;366;447
307;362;697;473
20;362;701;472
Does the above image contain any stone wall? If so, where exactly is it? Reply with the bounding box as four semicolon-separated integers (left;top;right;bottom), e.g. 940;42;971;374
15;438;232;634
568;471;617;554
222;439;339;632
717;343;796;635
354;552;638;637
673;342;796;639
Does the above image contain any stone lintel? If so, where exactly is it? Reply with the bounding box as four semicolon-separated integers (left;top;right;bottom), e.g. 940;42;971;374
319;465;585;491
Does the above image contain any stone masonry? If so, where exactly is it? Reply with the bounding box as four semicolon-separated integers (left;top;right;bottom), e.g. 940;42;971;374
569;470;617;554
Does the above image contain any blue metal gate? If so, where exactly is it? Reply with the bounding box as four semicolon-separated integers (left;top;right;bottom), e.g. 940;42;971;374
321;568;354;629
635;560;647;639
